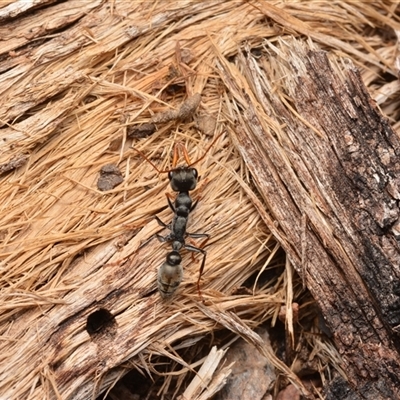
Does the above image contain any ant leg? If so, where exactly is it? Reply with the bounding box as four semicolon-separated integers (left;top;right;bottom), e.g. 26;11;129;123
197;252;207;302
155;216;173;242
155;215;169;229
186;234;208;263
166;193;175;212
156;233;168;243
184;243;205;254
186;232;209;239
186;233;208;267
184;243;206;301
190;199;198;212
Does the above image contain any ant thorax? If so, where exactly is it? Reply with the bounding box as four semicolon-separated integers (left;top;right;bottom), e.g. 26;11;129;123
168;167;198;192
174;192;192;217
170;215;188;244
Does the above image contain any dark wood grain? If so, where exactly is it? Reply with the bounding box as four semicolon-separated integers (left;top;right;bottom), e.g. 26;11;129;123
221;41;400;399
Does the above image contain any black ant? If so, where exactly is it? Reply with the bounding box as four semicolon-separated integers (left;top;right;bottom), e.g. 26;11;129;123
135;134;221;299
155;143;209;295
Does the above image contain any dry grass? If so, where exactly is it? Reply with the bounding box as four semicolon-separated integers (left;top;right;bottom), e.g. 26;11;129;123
0;1;398;399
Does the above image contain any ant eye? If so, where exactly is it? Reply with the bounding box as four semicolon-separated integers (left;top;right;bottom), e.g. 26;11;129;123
168;171;173;180
192;169;198;178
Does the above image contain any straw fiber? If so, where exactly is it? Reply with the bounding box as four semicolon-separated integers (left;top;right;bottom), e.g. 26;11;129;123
0;1;399;399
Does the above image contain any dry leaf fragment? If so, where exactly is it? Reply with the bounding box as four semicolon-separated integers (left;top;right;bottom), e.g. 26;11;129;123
97;164;124;191
196;114;217;137
151;93;201;124
127;123;156;138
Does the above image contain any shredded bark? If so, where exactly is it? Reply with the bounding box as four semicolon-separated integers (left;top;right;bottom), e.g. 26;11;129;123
0;1;399;399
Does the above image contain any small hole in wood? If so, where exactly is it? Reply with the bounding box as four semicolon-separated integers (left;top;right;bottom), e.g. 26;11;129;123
86;308;116;337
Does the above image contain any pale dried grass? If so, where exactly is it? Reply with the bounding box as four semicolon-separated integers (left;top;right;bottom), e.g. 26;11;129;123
0;1;398;399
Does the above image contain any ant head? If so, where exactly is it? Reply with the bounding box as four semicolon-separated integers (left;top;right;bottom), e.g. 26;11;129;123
168;167;198;192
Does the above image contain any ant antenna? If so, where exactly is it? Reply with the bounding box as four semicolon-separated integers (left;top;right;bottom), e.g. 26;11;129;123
133;131;224;173
186;131;224;168
171;142;186;168
133;147;170;174
174;142;192;167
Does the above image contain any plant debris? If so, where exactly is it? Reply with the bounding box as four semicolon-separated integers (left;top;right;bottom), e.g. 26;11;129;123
0;1;398;399
151;93;201;124
97;164;124;191
127;123;156;139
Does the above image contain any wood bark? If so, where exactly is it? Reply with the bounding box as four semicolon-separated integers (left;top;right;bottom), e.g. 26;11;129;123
220;40;400;399
1;1;399;398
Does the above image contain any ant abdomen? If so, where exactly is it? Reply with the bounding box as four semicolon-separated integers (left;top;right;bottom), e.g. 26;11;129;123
158;251;183;298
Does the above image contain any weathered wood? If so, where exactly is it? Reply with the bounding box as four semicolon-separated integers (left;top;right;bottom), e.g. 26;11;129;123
219;40;400;398
1;1;399;398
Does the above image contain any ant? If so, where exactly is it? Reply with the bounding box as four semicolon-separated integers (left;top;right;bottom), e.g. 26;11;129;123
157;145;208;258
135;133;222;299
